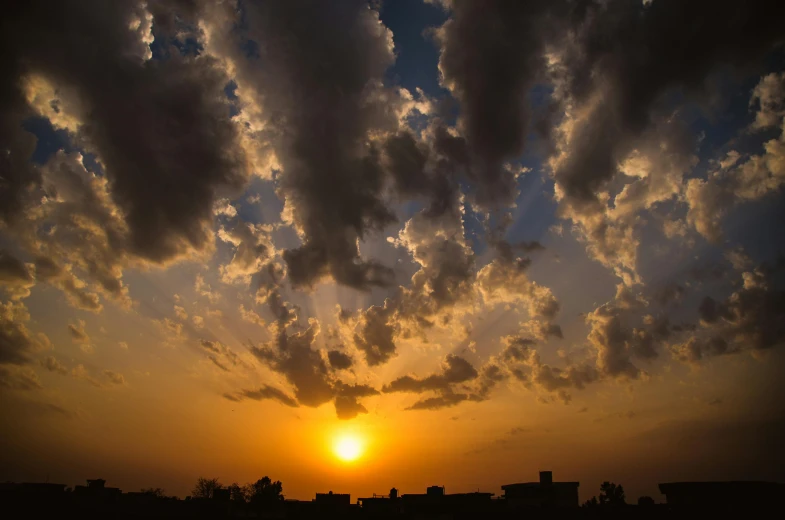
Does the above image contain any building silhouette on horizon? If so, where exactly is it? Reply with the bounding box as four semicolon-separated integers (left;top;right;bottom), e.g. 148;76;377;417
501;470;580;508
659;481;785;508
3;472;785;518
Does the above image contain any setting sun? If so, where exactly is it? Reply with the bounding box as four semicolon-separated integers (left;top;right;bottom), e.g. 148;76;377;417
334;435;363;462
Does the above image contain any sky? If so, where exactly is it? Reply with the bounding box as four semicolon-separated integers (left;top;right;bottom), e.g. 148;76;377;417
1;0;785;504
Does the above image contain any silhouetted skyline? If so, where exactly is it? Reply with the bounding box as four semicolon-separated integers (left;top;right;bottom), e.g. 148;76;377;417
3;471;784;519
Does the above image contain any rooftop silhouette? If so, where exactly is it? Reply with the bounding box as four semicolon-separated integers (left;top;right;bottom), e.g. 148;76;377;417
2;471;783;519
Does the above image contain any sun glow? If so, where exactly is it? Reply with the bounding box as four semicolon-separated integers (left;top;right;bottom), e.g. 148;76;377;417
333;434;363;462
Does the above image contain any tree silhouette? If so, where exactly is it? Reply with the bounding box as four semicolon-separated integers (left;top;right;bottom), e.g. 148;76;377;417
599;481;626;506
227;482;247;502
638;496;655;506
192;477;223;499
247;476;284;507
583;482;626;507
140;487;166;498
582;496;599;508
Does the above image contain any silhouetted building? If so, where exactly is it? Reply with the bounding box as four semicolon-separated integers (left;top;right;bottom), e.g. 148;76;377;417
0;482;67;501
658;481;785;508
502;470;580;508
426;485;445;496
314;490;351;506
73;478;121;501
358;488;401;514
399;486;494;516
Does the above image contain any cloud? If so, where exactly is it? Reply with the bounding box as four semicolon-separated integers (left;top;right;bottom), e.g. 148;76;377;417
352;301;399;366
334;382;380;419
380;354;503;411
67;320;90;344
103;370;126;385
383;354;478;394
247;284;380;418
238;305;265;328
500;335;598;403
199;339;245;371
0;300;49;366
0;250;34;299
435;1;559;206
751;71;785;130
249;321;335;408
0;365;43;391
671;265;785;363
156;317;185;342
174;305;188;321
327;350;353;371
33;256;104;313
217;220;275;285
0;0;263;316
9;2;251;262
686;72;785;242
476;256;562;337
223;385;298;408
433;0;785;283
40;356;68;375
70;364;103;388
198;0;417;290
406;391;473;411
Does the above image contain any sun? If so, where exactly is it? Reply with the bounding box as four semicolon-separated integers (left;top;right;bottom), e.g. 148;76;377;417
333;434;363;462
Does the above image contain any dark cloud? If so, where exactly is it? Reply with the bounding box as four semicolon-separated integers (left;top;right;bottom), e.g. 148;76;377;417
436;0;560;206
0;0;258;319
334;396;368;419
209;356;229;372
250;323;334;408
670;336;730;365
209;0;407;290
0;301;46;365
327;350;354;371
200;339;245;371
383;354;478;394
0;250;33;300
0;250;32;285
380;354;493;410
406;391;472;411
553;0;785;202
383;131;432;197
654;284;685;306
674;266;785;363
353;302;398;366
334;382;380;419
7;1;250;262
247;320;381;419
223;385;298;408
